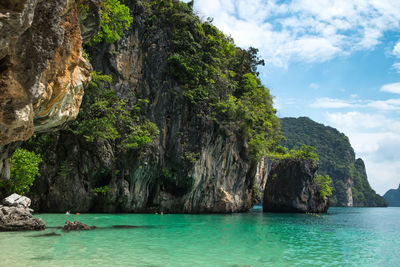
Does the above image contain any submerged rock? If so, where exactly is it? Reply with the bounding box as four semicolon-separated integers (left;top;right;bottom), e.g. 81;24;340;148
63;220;94;231
0;194;45;231
263;159;329;213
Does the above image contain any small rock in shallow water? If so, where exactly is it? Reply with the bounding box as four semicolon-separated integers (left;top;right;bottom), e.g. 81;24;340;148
63;220;95;231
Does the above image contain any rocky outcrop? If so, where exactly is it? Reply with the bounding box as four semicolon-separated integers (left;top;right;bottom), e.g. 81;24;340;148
63;220;93;231
383;184;400;207
0;0;98;179
29;1;261;214
0;194;45;231
263;159;329;213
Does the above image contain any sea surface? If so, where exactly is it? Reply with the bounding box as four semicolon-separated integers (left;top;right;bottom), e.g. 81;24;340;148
0;207;399;266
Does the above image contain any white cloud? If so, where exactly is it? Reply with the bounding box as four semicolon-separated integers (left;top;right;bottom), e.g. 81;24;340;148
310;97;355;108
310;96;400;111
367;98;400;111
393;41;400;57
309;83;319;89
393;63;400;74
325;111;400;194
188;0;400;67
380;82;400;94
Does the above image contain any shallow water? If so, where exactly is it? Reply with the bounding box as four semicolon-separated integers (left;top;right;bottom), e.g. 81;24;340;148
1;207;399;266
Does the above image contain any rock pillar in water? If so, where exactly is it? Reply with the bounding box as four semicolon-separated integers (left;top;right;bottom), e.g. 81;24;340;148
263;159;329;213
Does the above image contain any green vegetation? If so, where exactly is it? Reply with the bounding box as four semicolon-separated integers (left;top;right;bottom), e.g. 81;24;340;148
145;0;281;160
315;174;333;199
69;71;159;152
91;0;133;43
58;161;74;178
91;185;110;196
0;148;42;195
181;152;200;165
280;117;387;207
268;145;319;164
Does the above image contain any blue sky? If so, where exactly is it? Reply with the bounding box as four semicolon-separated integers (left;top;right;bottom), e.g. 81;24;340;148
184;0;400;194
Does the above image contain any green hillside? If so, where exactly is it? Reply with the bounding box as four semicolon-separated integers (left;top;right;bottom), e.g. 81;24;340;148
280;117;387;207
383;185;400;206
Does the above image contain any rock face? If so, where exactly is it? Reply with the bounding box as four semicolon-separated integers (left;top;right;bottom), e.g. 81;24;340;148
29;1;262;213
383;185;400;207
263;159;329;213
0;194;45;231
63;220;93;231
0;0;96;179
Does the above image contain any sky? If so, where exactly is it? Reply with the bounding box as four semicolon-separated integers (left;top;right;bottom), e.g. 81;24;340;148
183;0;400;195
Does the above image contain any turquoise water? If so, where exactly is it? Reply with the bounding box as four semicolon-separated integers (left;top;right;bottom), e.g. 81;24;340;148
0;207;399;266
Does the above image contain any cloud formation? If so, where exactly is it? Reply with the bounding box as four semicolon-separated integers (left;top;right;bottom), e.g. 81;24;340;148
310;98;354;108
393;41;400;57
310;96;400;112
380;82;400;94
393;63;400;74
189;0;400;67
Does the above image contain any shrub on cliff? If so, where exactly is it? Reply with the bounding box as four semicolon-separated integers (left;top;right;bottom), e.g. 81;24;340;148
0;148;42;195
90;0;133;43
268;145;319;164
315;174;333;199
69;71;159;152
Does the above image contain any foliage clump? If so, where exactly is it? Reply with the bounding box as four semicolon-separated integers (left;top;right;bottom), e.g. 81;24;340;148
91;0;133;43
268;145;319;164
91;185;110;196
0;148;42;195
69;71;159;152
315;174;333;199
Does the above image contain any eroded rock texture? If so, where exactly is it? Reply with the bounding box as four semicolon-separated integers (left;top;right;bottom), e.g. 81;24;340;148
29;1;264;213
263;159;329;213
0;0;96;179
0;194;45;231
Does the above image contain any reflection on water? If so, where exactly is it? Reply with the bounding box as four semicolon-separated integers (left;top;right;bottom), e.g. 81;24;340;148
0;207;399;266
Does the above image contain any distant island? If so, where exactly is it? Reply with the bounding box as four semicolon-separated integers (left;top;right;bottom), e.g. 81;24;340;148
280;117;387;207
384;185;400;206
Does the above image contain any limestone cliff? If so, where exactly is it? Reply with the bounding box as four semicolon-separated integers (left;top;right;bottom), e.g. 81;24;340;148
0;0;98;179
28;0;275;213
